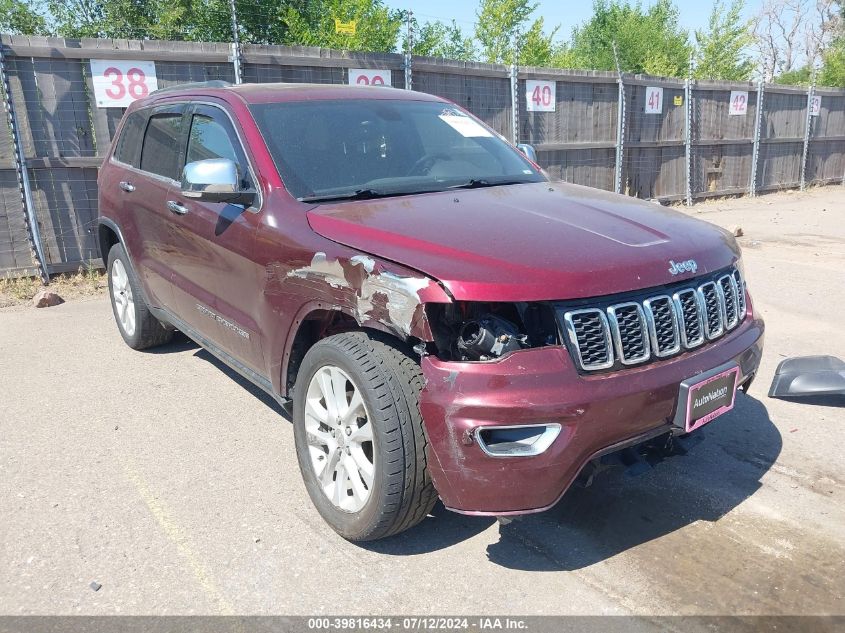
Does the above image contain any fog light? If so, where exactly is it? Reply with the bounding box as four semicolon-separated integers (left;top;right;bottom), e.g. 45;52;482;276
476;424;561;457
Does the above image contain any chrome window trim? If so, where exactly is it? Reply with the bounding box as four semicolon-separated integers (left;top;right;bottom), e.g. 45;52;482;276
643;295;681;357
606;302;651;365
673;288;706;349
698;281;725;340
563;308;614;371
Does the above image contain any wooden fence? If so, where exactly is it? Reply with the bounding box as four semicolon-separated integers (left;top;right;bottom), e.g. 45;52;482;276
1;34;843;278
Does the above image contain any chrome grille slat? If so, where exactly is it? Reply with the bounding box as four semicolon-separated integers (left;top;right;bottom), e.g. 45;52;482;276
561;266;747;372
673;288;705;348
607;302;650;365
718;274;739;329
698;282;725;339
563;308;614;370
643;295;681;357
732;268;746;319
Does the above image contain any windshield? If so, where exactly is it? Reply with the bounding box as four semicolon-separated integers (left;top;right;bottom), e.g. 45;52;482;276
249;99;546;202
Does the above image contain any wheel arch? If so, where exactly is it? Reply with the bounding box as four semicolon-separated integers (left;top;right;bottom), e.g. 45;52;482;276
279;301;421;399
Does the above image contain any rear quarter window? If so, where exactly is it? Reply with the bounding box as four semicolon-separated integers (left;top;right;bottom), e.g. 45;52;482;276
113;110;146;168
140;112;183;180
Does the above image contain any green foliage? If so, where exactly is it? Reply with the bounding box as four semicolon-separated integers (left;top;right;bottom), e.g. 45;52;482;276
774;66;812;86
560;0;692;76
0;0;48;35
820;41;845;86
518;17;559;66
693;0;754;80
282;0;402;52
475;0;534;63
411;19;477;61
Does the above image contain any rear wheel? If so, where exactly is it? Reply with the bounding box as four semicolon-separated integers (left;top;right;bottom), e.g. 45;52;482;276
107;243;173;350
293;331;437;541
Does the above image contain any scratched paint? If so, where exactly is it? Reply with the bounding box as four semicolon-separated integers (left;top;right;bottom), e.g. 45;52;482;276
275;252;431;339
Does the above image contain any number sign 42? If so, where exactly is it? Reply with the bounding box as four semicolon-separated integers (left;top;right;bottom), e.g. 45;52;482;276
729;91;748;116
90;60;158;108
526;80;556;112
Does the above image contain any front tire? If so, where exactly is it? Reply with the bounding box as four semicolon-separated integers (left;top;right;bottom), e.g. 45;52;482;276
293;331;437;541
107;243;172;350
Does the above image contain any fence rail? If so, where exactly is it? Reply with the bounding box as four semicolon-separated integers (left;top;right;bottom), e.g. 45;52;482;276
1;33;844;279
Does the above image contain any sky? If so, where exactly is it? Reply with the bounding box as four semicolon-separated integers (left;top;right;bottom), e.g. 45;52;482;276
383;0;764;42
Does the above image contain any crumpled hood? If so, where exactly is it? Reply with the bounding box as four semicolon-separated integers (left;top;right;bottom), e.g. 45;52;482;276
306;181;739;302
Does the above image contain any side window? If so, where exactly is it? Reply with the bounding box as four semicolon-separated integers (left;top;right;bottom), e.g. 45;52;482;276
185;111;252;189
140;112;183;180
113;110;146;167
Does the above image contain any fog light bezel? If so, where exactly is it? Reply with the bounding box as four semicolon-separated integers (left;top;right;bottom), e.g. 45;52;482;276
475;423;562;458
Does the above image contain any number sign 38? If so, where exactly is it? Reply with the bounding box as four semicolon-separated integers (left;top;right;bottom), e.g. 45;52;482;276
90;60;158;108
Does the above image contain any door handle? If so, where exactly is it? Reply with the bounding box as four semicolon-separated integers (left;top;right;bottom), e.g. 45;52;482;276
167;200;188;215
119;181;135;193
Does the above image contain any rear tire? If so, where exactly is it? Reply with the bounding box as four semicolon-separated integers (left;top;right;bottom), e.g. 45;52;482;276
293;331;437;541
107;243;173;350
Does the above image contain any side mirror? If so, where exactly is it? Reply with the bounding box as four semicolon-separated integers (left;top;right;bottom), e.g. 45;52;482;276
516;143;537;163
181;158;255;206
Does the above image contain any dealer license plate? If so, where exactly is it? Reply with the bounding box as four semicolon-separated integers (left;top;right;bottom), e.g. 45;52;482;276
684;366;739;433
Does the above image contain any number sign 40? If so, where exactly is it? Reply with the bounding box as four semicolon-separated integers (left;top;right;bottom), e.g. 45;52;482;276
90;60;158;108
525;80;556;112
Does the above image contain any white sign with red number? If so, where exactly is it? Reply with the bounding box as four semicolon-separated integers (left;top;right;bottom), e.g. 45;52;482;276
525;80;556;112
644;86;663;114
729;90;749;116
348;68;392;87
90;60;157;108
810;95;821;116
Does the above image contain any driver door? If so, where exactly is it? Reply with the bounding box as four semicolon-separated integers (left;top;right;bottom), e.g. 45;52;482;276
166;103;265;373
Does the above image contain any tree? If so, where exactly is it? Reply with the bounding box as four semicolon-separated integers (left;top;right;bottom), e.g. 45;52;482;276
694;0;755;80
281;0;402;52
410;18;477;61
0;0;48;34
518;16;559;66
560;0;692;76
754;0;840;81
475;0;553;64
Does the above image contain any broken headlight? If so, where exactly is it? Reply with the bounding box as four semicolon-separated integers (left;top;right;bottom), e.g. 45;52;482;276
427;302;559;361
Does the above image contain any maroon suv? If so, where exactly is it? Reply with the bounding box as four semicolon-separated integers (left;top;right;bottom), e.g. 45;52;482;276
97;82;764;541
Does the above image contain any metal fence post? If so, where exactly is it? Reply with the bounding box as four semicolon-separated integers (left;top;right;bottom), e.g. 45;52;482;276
228;0;243;84
684;53;694;207
509;32;519;144
750;79;764;196
799;68;817;191
0;44;48;283
612;42;625;195
404;9;414;90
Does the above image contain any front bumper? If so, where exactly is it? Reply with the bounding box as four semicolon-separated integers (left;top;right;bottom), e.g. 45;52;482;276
419;311;764;515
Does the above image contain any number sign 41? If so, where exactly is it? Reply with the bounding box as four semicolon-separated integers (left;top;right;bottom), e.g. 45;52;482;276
91;60;158;108
526;80;556;112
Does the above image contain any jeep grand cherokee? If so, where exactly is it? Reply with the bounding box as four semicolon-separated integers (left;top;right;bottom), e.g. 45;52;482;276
97;82;764;541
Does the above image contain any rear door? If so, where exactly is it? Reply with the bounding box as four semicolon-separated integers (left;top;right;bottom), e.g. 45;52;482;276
117;103;188;310
165;102;264;373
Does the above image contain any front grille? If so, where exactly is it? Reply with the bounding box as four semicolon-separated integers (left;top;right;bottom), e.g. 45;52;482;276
562;309;614;370
560;266;747;372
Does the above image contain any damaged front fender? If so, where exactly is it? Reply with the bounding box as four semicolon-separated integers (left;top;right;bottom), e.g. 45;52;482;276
267;250;451;342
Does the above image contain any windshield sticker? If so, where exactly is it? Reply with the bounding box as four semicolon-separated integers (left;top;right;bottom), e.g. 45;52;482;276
438;113;493;138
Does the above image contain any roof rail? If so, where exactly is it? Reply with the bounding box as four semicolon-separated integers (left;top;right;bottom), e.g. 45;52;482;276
151;80;232;95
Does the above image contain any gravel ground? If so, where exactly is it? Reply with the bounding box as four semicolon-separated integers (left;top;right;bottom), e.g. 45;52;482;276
0;187;843;618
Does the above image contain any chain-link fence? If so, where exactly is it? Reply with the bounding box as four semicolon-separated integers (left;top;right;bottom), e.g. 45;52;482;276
1;31;844;279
